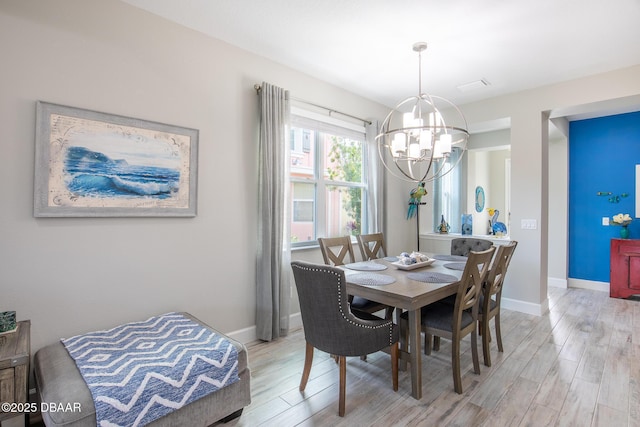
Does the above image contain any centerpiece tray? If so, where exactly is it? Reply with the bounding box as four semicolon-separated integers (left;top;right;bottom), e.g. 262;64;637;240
391;257;436;270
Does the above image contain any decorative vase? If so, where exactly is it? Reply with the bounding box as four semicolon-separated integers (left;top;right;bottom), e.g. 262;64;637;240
439;215;450;234
461;214;472;235
620;225;630;239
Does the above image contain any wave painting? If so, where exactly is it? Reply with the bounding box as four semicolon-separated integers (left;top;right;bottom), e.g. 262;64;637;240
64;146;179;199
43;110;194;212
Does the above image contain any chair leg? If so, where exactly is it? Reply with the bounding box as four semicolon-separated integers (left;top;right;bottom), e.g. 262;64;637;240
300;342;314;391
433;336;440;352
451;338;462;394
424;333;432;355
385;307;395;320
391;342;399;392
482;319;492;367
471;330;481;375
479;316;492;341
495;313;503;352
338;356;346;417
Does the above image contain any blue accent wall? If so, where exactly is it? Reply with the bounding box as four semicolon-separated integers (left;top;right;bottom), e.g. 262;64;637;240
568;111;640;282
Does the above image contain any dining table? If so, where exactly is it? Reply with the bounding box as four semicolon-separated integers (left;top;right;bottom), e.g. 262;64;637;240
341;254;465;400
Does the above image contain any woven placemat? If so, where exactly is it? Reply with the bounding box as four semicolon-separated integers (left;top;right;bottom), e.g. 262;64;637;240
407;272;459;283
344;262;387;271
348;273;396;286
444;262;466;271
432;254;468;261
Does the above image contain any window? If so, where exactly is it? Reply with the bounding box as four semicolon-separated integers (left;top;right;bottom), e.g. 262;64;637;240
432;148;464;233
289;108;367;247
293;199;314;222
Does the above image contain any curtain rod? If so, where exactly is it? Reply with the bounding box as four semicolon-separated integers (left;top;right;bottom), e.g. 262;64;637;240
254;84;372;125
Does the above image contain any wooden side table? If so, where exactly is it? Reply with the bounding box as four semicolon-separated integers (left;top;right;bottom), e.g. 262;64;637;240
0;320;31;424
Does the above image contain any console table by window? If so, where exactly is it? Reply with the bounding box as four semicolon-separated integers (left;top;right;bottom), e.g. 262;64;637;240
0;320;30;425
610;239;640;298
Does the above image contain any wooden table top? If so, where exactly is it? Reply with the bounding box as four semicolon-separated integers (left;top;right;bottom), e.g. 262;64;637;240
342;256;463;311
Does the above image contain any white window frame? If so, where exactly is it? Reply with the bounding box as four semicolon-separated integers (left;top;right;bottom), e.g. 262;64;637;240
290;107;368;248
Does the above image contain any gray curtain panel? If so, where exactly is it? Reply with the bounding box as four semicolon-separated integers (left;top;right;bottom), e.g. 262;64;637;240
256;82;291;341
365;121;384;234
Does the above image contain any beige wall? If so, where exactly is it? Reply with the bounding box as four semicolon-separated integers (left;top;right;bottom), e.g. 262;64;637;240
0;0;392;353
548;135;569;286
1;0;639;358
462;67;640;314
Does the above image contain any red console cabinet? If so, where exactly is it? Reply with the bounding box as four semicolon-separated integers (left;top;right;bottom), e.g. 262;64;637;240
610;238;640;298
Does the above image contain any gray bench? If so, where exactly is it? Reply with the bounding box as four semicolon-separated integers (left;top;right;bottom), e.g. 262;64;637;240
33;313;250;426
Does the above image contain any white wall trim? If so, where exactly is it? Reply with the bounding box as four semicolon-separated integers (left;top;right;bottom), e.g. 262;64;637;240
226;312;303;345
548;277;568;289
231;297;557;345
225;325;256;345
567;278;609;293
502;296;549;316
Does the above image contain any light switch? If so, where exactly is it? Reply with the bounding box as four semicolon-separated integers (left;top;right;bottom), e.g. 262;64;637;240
520;219;538;230
602;217;610;226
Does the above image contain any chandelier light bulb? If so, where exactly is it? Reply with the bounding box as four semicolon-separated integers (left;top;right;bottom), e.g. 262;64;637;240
408;142;421;159
439;133;452;154
392;133;407;157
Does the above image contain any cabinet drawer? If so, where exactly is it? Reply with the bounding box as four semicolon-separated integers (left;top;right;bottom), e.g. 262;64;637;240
631;256;640;290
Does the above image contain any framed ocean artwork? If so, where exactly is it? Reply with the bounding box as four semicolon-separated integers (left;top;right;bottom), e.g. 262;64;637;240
34;102;198;217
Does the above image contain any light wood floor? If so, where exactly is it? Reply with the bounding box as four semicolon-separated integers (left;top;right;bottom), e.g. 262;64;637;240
218;287;640;427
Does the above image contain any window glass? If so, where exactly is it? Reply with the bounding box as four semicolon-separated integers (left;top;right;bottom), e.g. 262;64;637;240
324;136;363;183
290;128;315;178
289;112;367;247
325;185;364;237
433;148;463;233
291;183;315;243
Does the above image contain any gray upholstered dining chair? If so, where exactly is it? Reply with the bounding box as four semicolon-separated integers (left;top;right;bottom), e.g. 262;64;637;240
479;241;518;367
291;261;399;417
400;247;495;394
451;237;494;257
356;232;387;261
318;236;394;320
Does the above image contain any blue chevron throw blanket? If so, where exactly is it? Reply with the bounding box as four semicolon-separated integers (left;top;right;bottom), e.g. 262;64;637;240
62;313;239;427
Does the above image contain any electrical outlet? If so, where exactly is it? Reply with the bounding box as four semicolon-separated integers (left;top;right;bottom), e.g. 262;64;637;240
602;217;610;226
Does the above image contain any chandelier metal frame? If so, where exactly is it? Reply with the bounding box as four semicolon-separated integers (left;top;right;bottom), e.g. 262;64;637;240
376;42;470;183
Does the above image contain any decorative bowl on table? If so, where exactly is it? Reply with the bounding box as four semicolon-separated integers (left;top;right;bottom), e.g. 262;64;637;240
391;252;436;270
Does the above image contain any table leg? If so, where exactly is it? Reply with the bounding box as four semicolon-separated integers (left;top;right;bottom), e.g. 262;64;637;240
409;309;422;399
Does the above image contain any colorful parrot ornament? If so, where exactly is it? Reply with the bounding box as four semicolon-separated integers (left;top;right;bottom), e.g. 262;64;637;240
407;182;427;219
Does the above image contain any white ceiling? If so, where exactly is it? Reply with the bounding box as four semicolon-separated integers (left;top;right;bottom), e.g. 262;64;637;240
120;0;640;109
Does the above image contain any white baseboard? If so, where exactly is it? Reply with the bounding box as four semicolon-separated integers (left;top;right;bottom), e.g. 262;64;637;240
232;282;612;340
226;312;303;345
230;297;557;344
548;277;568;289
567;278;609;293
225;325;257;345
502;296;549;316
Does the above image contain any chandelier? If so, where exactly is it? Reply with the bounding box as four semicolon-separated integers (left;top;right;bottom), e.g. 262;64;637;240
376;42;469;182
